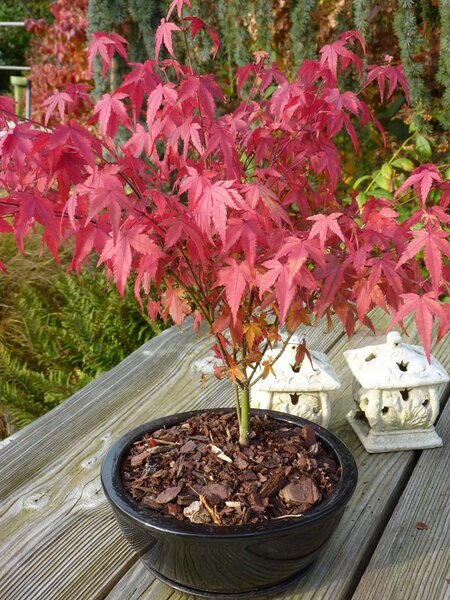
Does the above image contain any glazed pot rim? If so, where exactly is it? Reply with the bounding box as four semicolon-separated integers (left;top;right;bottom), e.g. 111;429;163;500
101;408;358;538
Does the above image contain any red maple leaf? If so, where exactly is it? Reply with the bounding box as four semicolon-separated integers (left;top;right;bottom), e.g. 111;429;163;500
276;237;324;283
122;123;154;158
12;191;59;252
117;61;162;121
397;228;450;291
320;40;362;80
365;64;410;104
185;16;220;58
166;0;191;19
215;259;253;322
394;165;442;205
178;74;223;120
84;168;130;239
388;293;448;361
180;170;241;243
42;91;74;125
225;217;259;267
146;84;164;129
0;95;16;125
258;260;295;321
88;33;128;78
235;64;257;96
0;123;35;172
307;212;345;251
154;19;180;62
98;225;152;295
161;284;191;326
93;93;132;137
315;258;352;320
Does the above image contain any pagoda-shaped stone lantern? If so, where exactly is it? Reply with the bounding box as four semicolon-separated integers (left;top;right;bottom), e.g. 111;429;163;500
344;331;449;453
251;335;341;427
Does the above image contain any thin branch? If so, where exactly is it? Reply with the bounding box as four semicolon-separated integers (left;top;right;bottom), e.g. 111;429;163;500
249;329;295;387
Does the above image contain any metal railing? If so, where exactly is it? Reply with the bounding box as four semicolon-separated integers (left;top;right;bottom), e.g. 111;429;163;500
0;21;31;118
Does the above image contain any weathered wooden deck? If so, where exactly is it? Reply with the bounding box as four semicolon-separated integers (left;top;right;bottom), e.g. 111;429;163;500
0;311;449;600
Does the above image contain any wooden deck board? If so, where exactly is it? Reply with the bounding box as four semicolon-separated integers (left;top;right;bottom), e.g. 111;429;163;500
0;313;448;600
351;388;450;600
0;325;228;600
0;319;343;600
105;317;450;600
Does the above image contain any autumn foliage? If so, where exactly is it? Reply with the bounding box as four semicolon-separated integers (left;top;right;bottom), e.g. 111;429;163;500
24;0;91;125
0;0;448;444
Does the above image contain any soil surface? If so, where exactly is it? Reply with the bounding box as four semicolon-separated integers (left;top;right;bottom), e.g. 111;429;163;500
121;412;340;526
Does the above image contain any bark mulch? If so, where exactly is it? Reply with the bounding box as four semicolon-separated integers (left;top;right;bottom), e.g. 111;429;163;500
121;412;340;526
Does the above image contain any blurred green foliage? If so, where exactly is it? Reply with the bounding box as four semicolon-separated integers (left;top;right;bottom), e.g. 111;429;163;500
0;1;50;90
0;233;163;434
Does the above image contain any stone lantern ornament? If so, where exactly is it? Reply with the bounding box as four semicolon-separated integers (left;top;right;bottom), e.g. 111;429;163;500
251;335;341;427
344;331;449;453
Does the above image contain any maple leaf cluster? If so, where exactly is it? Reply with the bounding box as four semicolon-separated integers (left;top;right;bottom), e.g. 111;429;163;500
0;0;448;426
24;0;91;126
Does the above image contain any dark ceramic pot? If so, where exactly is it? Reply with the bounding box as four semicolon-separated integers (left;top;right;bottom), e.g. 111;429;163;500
101;409;357;599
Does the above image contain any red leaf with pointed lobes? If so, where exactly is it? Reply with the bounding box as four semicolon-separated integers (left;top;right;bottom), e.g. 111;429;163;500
84;168;130;240
204;124;242;179
307;212;345;251
225;217;259;267
154;19;180;63
0;95;16;124
167;0;191;19
258;260;295;322
235;64;257;96
122;123;153;158
180;171;241;243
243;184;291;228
294;339;314;370
161;284;191;326
88;33;128;78
214;259;253;322
276;237;326;282
147;298;161;321
93;93;131;137
388;293;448;362
320;39;362;80
134;245;165;301
0;123;36;173
117;61;162;121
12;191;59;252
339;30;367;53
394;165;442;205
365;64;410;104
315;258;352;320
69;225;107;274
42;91;74;125
147;84;164;129
185;16;220;58
397;228;450;291
333;296;358;338
98;225;154;296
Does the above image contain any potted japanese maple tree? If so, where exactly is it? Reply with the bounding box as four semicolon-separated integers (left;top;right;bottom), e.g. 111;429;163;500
0;0;448;596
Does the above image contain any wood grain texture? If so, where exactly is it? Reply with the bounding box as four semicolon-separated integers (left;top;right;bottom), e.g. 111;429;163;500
0;319;343;600
105;317;450;600
0;325;227;600
0;314;448;600
351;388;450;600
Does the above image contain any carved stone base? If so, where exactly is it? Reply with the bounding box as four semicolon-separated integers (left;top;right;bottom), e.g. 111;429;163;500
346;408;443;453
252;390;331;428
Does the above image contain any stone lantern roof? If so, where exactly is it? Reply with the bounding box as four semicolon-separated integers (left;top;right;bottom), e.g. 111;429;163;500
344;331;449;390
253;335;341;393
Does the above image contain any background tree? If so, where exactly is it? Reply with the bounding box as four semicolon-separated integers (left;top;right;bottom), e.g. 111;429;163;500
24;0;91;124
